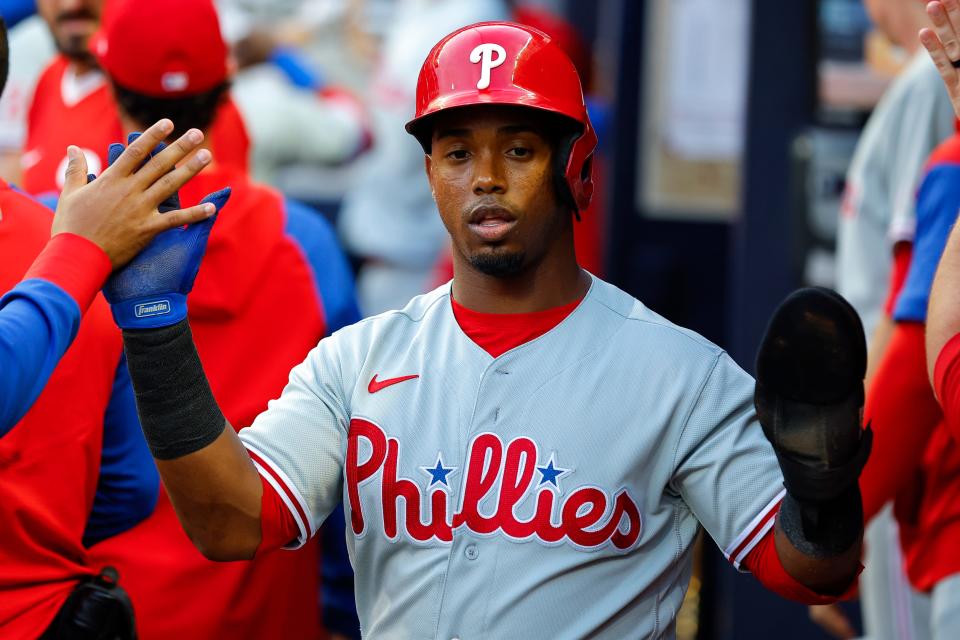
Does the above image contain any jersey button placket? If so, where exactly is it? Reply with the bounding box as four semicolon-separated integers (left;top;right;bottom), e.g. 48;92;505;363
464;544;479;560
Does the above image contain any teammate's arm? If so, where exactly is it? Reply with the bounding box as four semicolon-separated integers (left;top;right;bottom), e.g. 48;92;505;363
0;119;213;434
928;220;960;380
920;5;960;377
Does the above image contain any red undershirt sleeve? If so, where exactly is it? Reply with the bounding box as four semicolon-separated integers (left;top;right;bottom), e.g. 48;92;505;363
741;520;860;604
23;233;113;313
255;474;302;556
934;332;960;442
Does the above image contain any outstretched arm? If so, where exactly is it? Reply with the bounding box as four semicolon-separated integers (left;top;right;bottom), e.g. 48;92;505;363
0;119;213;434
927;222;960;381
121;320;264;560
921;1;960;372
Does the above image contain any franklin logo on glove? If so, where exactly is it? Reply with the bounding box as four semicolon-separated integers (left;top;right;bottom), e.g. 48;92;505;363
134;301;171;318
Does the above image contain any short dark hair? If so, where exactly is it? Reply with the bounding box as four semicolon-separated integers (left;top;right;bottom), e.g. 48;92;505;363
0;17;9;99
111;80;231;140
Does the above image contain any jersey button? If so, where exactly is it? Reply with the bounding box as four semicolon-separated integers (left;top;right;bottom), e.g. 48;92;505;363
464;544;479;560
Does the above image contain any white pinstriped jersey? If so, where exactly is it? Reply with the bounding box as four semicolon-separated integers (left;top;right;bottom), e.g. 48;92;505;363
238;275;785;639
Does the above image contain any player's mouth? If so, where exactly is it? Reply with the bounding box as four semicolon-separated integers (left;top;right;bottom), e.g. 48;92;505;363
56;11;98;36
467;204;517;243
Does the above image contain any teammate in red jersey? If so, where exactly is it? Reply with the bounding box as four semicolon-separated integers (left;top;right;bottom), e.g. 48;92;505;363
3;20;220;632
23;0;117;196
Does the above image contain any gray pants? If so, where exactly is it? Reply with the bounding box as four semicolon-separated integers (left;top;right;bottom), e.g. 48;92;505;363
931;572;960;639
860;507;931;640
860;507;960;639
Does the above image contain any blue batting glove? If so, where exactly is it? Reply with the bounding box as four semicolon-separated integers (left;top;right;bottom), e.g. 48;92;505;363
102;132;231;329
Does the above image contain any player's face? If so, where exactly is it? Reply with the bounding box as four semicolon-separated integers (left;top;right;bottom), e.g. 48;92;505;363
37;0;102;63
426;105;569;278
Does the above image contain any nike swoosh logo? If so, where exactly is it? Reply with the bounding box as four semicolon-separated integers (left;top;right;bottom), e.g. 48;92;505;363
368;374;419;394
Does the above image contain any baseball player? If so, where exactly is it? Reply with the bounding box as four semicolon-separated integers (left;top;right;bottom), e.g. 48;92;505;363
0;117;220;637
21;0;117;196
107;23;870;638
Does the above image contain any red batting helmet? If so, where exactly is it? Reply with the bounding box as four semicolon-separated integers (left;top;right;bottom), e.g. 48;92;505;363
405;22;597;212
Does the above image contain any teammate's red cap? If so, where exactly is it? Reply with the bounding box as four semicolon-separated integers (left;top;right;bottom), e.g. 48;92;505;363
91;0;228;98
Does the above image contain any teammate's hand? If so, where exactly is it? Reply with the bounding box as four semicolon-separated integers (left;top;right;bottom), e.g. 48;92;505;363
808;603;857;639
102;130;231;330
920;0;960;119
51;119;215;270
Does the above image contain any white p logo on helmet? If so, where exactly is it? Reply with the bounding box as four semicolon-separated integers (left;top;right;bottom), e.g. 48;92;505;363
470;43;506;90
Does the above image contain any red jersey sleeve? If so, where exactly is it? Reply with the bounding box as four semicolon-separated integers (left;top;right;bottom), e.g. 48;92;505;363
934;332;960;442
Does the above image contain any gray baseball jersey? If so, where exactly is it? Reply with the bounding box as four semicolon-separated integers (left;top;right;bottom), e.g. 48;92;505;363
836;50;955;336
239;275;785;639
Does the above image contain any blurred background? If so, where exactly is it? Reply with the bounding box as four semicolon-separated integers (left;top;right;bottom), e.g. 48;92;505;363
0;0;915;638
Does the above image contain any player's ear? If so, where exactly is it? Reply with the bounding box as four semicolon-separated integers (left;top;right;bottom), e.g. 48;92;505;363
424;155;436;200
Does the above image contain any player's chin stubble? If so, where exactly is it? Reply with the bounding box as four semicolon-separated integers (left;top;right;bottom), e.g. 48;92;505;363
57;36;95;64
469;249;526;278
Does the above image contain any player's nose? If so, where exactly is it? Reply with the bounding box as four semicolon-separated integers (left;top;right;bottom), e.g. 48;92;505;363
472;152;506;196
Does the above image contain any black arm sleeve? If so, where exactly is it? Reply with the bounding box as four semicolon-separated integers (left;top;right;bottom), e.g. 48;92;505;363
121;319;225;460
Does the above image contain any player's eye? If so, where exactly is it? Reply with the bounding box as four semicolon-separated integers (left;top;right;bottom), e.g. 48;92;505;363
446;149;470;161
506;147;532;158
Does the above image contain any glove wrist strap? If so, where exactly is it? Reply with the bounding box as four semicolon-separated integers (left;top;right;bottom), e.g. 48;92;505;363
111;293;187;330
774;424;873;503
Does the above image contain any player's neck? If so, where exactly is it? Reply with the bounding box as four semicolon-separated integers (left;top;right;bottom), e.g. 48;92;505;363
68;58;97;77
450;240;589;314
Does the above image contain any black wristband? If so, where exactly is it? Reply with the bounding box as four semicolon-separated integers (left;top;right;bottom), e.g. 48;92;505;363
778;487;863;558
122;319;225;460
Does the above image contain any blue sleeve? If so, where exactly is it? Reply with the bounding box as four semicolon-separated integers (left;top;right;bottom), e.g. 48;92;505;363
0;0;37;29
268;47;324;91
83;355;159;546
283;198;362;332
0;279;82;436
894;164;960;322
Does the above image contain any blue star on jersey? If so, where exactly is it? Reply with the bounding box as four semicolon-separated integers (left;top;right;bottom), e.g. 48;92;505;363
422;455;457;487
537;454;570;490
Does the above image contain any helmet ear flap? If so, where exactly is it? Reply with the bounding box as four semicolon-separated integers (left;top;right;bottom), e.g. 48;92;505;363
577;153;595;208
553;129;580;217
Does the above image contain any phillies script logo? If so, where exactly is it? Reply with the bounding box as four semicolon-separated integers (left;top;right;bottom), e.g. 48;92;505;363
346;418;642;551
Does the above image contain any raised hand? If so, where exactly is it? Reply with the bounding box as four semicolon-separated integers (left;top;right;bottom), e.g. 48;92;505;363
920;0;960;118
51;119;215;269
100;127;231;330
